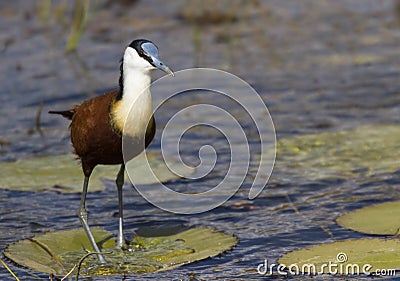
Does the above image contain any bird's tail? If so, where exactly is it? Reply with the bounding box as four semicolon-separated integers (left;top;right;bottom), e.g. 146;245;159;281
48;109;75;120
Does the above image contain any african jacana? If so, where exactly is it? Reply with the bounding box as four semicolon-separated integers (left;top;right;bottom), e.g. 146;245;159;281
49;39;173;263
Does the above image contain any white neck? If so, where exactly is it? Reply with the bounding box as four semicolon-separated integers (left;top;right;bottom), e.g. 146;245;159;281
122;66;152;108
113;61;153;140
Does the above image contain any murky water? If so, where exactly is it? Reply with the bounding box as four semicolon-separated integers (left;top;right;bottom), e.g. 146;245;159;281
1;0;400;280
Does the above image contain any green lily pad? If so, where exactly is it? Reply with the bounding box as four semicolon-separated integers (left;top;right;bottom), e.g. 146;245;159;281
4;226;237;277
336;201;400;235
278;238;400;274
274;125;400;180
0;152;191;193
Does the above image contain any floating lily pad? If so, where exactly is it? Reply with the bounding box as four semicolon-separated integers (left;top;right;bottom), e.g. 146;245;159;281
0;152;191;193
278;238;400;274
274;125;400;180
337;201;400;235
4;226;237;277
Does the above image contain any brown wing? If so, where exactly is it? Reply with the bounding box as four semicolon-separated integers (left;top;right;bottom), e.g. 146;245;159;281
70;90;123;171
56;89;156;175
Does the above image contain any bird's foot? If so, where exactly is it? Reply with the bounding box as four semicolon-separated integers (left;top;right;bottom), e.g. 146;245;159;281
114;237;144;253
116;238;129;251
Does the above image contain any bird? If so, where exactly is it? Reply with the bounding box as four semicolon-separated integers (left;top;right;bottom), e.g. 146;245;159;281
49;39;173;263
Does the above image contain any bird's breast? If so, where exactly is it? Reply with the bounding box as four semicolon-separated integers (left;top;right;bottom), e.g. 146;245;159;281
111;90;153;156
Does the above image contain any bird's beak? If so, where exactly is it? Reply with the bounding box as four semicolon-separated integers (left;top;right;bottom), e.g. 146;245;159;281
152;57;174;77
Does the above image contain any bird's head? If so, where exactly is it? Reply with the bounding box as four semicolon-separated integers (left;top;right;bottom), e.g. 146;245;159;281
123;39;174;76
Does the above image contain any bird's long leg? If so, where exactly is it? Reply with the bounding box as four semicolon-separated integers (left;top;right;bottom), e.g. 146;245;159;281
116;164;127;249
78;175;106;264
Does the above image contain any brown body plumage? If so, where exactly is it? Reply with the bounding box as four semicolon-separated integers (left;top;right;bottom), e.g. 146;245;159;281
51;90;155;177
